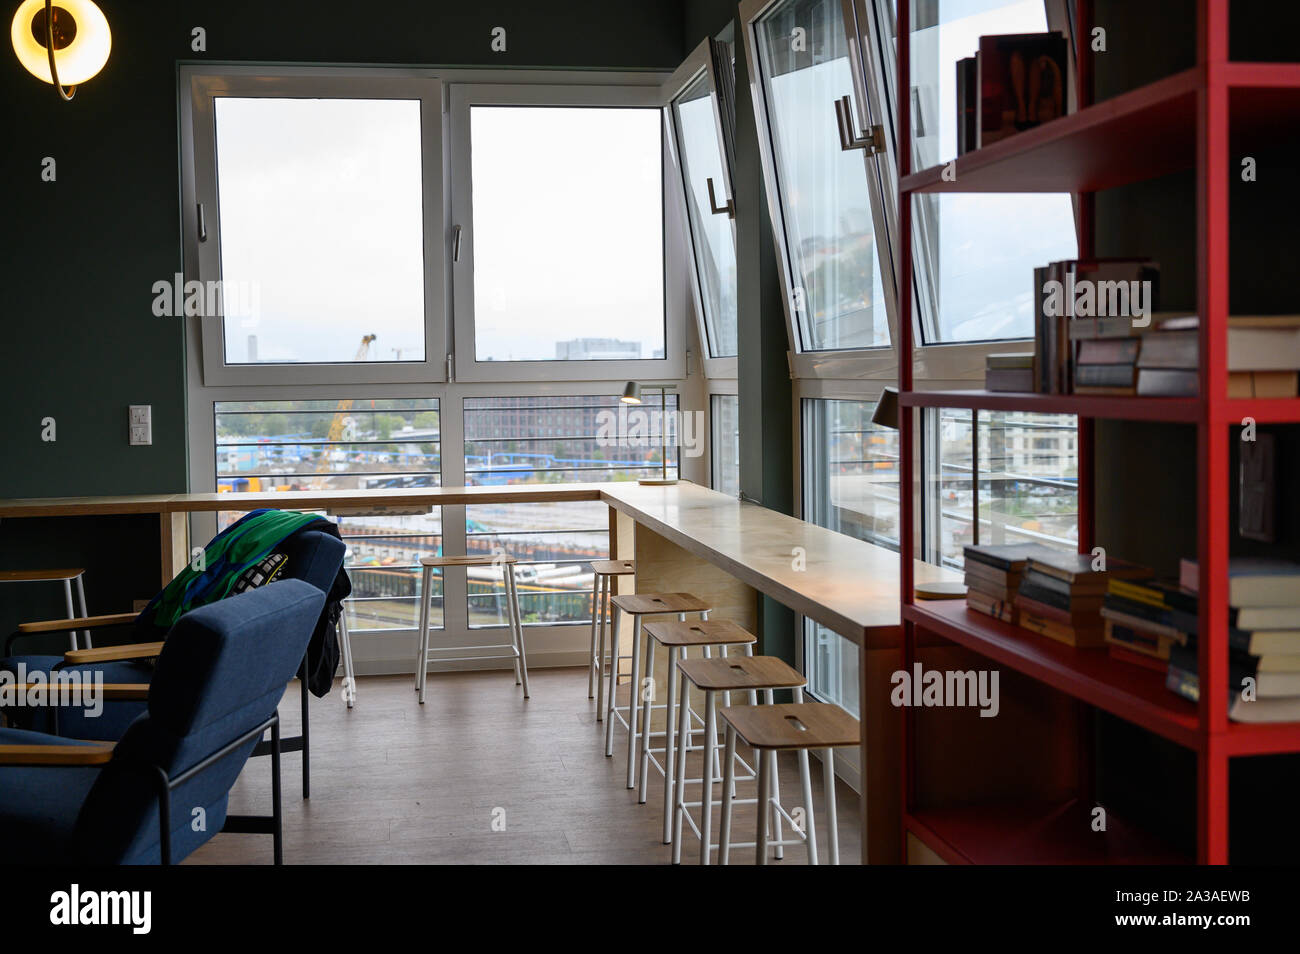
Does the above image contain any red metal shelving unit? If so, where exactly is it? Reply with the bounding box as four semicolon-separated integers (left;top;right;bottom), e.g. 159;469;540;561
897;0;1300;865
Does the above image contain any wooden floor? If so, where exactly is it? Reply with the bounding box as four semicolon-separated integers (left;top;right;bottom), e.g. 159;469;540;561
190;668;862;865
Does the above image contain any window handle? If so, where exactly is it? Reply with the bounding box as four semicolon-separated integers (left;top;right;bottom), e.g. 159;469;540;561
834;96;885;154
452;224;462;262
706;177;734;218
197;202;207;242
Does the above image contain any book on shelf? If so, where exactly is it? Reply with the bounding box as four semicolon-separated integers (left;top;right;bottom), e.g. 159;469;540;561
1165;643;1300;722
985;352;1034;392
1104;619;1174;660
967;587;1016;623
976;32;1068;149
1229;371;1298;398
1020;608;1105;648
1180;557;1300;607
956;55;977;155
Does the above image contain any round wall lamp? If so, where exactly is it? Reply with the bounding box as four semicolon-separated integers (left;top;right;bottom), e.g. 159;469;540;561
11;0;111;101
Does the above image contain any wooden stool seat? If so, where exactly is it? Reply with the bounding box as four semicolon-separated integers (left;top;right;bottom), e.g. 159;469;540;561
610;592;711;616
718;702;859;751
643;619;756;648
589;559;635;576
676;655;805;693
420;554;517;568
0;568;85;582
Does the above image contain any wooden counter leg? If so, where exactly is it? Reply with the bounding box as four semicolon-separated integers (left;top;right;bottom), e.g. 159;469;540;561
160;511;189;587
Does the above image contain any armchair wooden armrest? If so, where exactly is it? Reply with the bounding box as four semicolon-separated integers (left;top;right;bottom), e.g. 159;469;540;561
63;642;164;666
15;683;150;701
18;612;138;635
0;742;114;766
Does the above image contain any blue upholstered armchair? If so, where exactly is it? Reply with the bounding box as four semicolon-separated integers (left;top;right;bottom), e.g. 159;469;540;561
0;580;325;864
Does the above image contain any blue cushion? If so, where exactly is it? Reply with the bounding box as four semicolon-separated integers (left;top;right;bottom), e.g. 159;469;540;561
0;728;101;855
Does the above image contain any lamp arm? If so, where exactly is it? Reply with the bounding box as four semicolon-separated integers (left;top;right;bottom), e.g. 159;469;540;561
44;0;77;101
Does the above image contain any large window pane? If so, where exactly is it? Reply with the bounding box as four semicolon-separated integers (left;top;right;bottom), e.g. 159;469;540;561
469;106;664;361
875;0;1077;341
801;397;899;718
213;98;426;363
213;398;443;632
753;0;890;353
671;72;738;358
711;394;740;496
928;408;1078;568
463;394;682;626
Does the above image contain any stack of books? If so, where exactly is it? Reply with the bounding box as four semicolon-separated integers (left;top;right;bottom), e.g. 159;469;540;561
985;352;1034;392
1135;314;1300;397
1135;315;1199;396
1101;577;1195;670
1014;551;1150;648
1033;258;1160;393
1176;557;1300;722
962;543;1062;623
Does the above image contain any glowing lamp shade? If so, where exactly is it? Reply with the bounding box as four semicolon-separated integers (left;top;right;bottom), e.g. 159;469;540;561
11;0;111;88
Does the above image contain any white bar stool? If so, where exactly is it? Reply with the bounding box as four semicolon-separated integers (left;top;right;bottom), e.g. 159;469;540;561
718;702;859;865
671;654;809;865
639;619;757;844
587;559;635;714
0;568;90;651
415;554;529;703
603;592;710;790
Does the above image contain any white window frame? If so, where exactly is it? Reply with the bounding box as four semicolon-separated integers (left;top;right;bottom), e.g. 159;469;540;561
448;82;685;383
663;40;740;379
181;67;688;676
179;66;449;387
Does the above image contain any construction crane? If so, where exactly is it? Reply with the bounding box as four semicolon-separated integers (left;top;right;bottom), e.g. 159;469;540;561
318;335;376;473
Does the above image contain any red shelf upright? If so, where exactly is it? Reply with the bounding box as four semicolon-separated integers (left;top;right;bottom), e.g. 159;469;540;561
896;0;1296;866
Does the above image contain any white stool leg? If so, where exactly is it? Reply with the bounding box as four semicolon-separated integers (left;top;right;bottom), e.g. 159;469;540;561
507;566;530;698
699;688;716;866
756;744;771;866
719;725;738;865
62;579;77;652
595;574;608;719
74;574;90;649
671;666;691;864
661;645;678;843
794;686;818;864
823;748;840;865
765;688;785;860
416;565;432;703
338;612;356;708
604;604;622;757
587;571;600;699
625;615;643;789
637;634;657;803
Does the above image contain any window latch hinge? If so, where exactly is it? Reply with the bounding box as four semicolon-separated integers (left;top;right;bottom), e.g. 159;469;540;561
446;353;454;382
